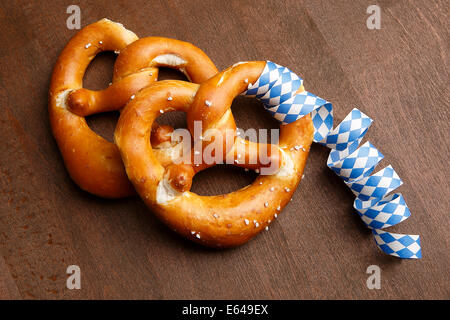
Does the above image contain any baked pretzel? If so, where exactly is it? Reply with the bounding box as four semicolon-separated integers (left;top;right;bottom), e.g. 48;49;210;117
115;61;314;247
49;19;218;198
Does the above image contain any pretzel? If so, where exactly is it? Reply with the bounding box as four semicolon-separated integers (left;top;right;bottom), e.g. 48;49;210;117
49;19;218;198
115;61;314;247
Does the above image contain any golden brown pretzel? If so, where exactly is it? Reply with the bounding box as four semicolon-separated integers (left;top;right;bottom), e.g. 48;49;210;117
115;61;314;248
49;19;218;198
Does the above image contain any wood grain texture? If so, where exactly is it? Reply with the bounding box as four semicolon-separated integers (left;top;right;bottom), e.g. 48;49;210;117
0;0;448;299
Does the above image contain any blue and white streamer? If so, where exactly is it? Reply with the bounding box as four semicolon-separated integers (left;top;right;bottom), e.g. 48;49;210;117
243;61;421;259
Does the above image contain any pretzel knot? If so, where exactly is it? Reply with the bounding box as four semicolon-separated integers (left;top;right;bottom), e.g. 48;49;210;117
49;19;218;198
115;61;314;247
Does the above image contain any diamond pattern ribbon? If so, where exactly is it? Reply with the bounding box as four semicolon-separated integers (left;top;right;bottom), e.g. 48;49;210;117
243;61;421;259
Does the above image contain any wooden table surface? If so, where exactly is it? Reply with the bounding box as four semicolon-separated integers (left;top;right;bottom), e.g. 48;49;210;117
0;0;448;299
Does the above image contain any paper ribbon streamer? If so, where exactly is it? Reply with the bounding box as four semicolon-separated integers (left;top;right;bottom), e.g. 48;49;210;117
243;61;421;259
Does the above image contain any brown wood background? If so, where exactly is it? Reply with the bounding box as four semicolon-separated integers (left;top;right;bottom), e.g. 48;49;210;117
0;0;448;299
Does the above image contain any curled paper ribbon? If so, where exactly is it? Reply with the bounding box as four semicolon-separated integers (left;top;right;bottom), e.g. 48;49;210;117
243;61;421;259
